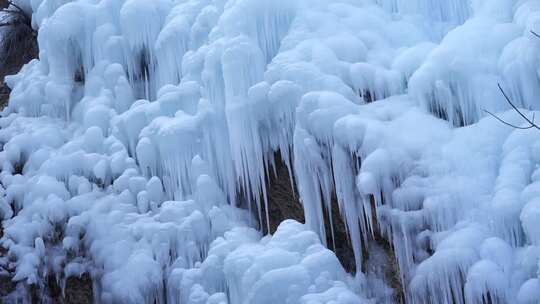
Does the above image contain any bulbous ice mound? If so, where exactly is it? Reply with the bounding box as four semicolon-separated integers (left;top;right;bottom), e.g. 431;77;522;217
1;0;540;303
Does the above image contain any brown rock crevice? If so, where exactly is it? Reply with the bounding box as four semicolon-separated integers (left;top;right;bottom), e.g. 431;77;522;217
362;194;405;303
257;153;405;302
255;153;356;273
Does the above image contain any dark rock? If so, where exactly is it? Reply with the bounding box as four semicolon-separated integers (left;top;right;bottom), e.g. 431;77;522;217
64;274;93;304
257;153;357;273
0;1;9;10
0;83;9;109
260;155;305;234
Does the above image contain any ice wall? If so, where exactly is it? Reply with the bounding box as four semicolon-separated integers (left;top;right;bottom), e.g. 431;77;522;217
1;0;540;303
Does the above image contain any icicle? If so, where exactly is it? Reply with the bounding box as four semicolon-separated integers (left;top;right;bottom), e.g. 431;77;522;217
120;0;170;100
375;0;471;38
154;0;213;89
138;112;202;200
350;63;404;104
220;0;297;63
221;35;268;227
488;143;531;247
464;260;508;304
293;91;358;246
331;144;364;274
517;279;540;304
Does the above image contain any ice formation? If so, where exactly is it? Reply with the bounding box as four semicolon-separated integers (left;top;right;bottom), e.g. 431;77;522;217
1;0;540;303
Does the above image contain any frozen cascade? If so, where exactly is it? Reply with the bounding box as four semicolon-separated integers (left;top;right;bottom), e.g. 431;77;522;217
375;0;472;39
1;0;540;303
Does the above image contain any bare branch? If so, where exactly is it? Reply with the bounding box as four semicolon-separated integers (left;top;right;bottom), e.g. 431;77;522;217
1;1;37;27
5;1;27;17
1;1;32;26
484;84;540;130
3;9;30;24
532;31;540;39
497;83;540;130
0;1;36;35
483;110;536;129
0;22;19;27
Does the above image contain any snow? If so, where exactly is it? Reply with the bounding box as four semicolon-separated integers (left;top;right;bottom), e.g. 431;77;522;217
1;0;540;303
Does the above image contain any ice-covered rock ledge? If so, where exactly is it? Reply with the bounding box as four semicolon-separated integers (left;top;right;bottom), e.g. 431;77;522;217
1;0;540;303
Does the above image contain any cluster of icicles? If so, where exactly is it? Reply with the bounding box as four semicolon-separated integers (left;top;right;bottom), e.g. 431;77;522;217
1;0;540;303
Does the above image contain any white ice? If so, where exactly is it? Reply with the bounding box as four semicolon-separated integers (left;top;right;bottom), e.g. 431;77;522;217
1;0;540;303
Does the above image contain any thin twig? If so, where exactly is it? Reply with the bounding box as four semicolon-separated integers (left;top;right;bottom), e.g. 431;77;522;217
0;22;19;27
0;1;36;35
497;83;540;130
483;109;535;129
5;1;27;17
485;30;540;129
3;9;29;24
1;1;32;26
484;84;540;130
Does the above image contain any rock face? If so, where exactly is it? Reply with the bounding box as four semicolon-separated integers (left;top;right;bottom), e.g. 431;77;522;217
263;156;403;301
64;275;93;304
0;11;37;79
0;1;37;109
0;84;9;109
260;156;359;271
262;155;305;235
